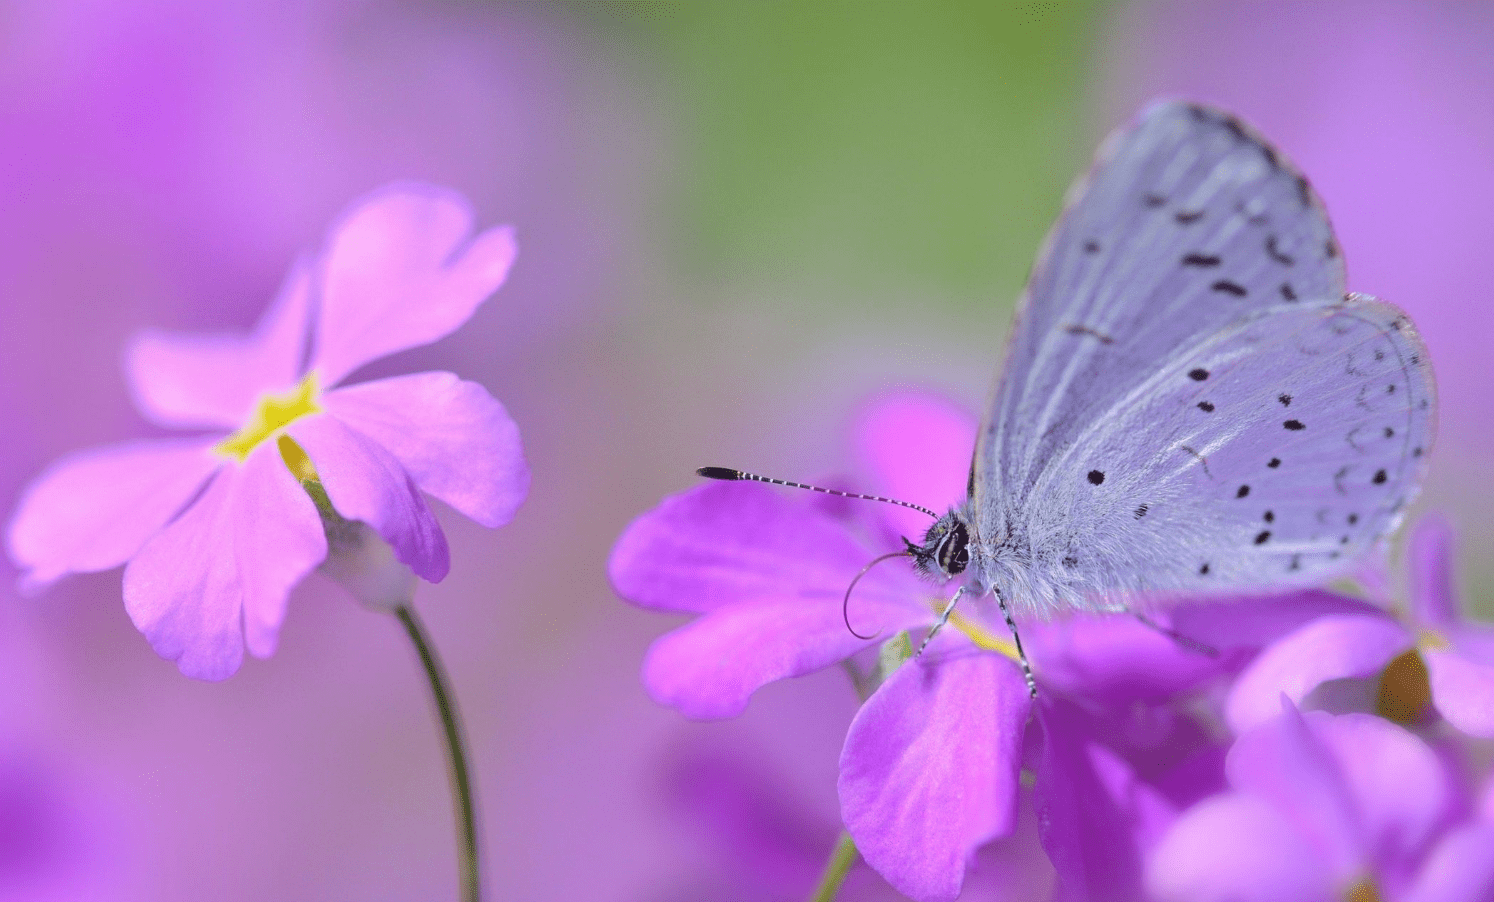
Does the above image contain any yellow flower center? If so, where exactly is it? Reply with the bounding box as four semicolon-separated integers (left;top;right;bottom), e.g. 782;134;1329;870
214;373;322;463
1375;648;1432;725
928;597;1022;661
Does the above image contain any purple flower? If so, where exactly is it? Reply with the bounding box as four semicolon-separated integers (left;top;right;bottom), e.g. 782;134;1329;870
615;392;1328;901
1148;700;1494;902
6;184;529;680
1225;516;1494;738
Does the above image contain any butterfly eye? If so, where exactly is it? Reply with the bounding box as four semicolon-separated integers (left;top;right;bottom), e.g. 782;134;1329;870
937;522;970;575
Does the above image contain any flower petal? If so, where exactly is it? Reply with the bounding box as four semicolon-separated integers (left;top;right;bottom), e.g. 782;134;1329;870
1024;613;1226;702
610;481;921;615
308;184;517;387
1147;793;1331;902
126;260;313;429
1226;705;1365;883
6;438;222;590
642;593;931;720
1424;647;1494;738
1306;711;1451;878
319;372;528;528
1403;822;1494;902
121;444;325;679
853;392;976;541
1225;613;1413;733
1409;515;1460;627
838;649;1031;902
288;413;449;582
1033;697;1179;902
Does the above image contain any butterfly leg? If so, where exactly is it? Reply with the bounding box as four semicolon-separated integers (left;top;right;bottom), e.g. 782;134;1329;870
995;586;1037;698
1132;611;1219;658
915;585;967;658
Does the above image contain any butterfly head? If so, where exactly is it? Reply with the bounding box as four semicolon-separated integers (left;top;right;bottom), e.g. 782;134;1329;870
905;511;970;579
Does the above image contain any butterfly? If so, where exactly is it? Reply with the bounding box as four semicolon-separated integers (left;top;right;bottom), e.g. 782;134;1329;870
705;101;1435;689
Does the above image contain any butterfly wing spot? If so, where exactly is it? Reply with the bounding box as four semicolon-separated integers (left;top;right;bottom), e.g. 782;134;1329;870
1384;427;1395;438
1280;283;1298;301
1386;383;1397;394
1254;530;1272;545
1199;563;1211;575
1062;555;1079;567
1346;428;1364;452
1236;484;1251;498
1326;238;1339;259
1347;513;1359;525
1265;235;1295;266
1087;469;1106;485
1179;445;1212;478
1083;239;1101;254
1278;393;1293;406
1175;209;1205;224
1284;419;1305;430
1263;510;1275;522
1198;401;1216;412
1063;323;1116;344
1183;253;1222;267
1373;469;1388;485
1412;446;1424;457
1334;466;1350;494
1189;368;1210;381
1134;504;1150;519
1144;193;1167;208
1212;280;1249;297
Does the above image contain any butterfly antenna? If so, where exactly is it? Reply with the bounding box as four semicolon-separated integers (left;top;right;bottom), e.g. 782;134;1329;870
697;467;939;519
840;550;912;641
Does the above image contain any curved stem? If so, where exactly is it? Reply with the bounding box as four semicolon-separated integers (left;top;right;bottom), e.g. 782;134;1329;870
808;831;859;902
396;604;480;902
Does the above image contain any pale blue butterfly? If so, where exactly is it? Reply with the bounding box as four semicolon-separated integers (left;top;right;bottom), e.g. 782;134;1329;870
704;101;1436;693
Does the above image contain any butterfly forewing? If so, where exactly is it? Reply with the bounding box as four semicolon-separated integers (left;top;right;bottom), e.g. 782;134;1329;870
969;101;1434;616
977;102;1345;528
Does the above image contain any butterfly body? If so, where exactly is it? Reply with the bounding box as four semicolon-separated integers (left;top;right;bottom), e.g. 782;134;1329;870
909;102;1435;622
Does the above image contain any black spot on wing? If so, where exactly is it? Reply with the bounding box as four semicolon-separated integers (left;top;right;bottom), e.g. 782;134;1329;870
1211;280;1248;297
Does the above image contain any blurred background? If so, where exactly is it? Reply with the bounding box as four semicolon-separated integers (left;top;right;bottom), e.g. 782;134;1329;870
1;1;1490;899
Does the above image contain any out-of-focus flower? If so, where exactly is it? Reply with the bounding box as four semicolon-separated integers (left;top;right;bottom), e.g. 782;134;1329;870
1148;701;1494;902
613;392;1356;901
6;184;528;680
1225;516;1494;737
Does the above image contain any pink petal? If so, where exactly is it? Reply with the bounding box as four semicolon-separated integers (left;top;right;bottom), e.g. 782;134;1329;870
320;372;528;528
1226;705;1365;884
1403;822;1494;902
7;438;222;590
121;444;325;679
1225;613;1413;733
853;392;977;541
1307;712;1451;876
288;413;449;582
1147;794;1332;902
610;481;920;615
839;650;1032;902
126;260;313;429
1409;515;1460;627
1033;699;1181;902
1424;647;1494;738
642;592;932;720
308;184;517;387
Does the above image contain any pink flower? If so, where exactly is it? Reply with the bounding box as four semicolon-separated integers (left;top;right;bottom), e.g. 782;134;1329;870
612;391;1354;901
6;183;528;681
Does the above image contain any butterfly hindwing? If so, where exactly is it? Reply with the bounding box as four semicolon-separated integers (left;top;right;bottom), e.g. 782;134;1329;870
987;295;1434;615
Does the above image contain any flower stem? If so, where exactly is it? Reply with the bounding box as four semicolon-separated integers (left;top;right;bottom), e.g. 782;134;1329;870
396;604;481;902
808;831;859;902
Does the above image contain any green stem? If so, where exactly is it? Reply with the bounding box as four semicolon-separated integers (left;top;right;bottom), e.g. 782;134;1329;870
808;831;859;902
396;604;480;902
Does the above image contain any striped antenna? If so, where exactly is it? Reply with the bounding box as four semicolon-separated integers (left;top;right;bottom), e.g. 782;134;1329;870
696;466;939;520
